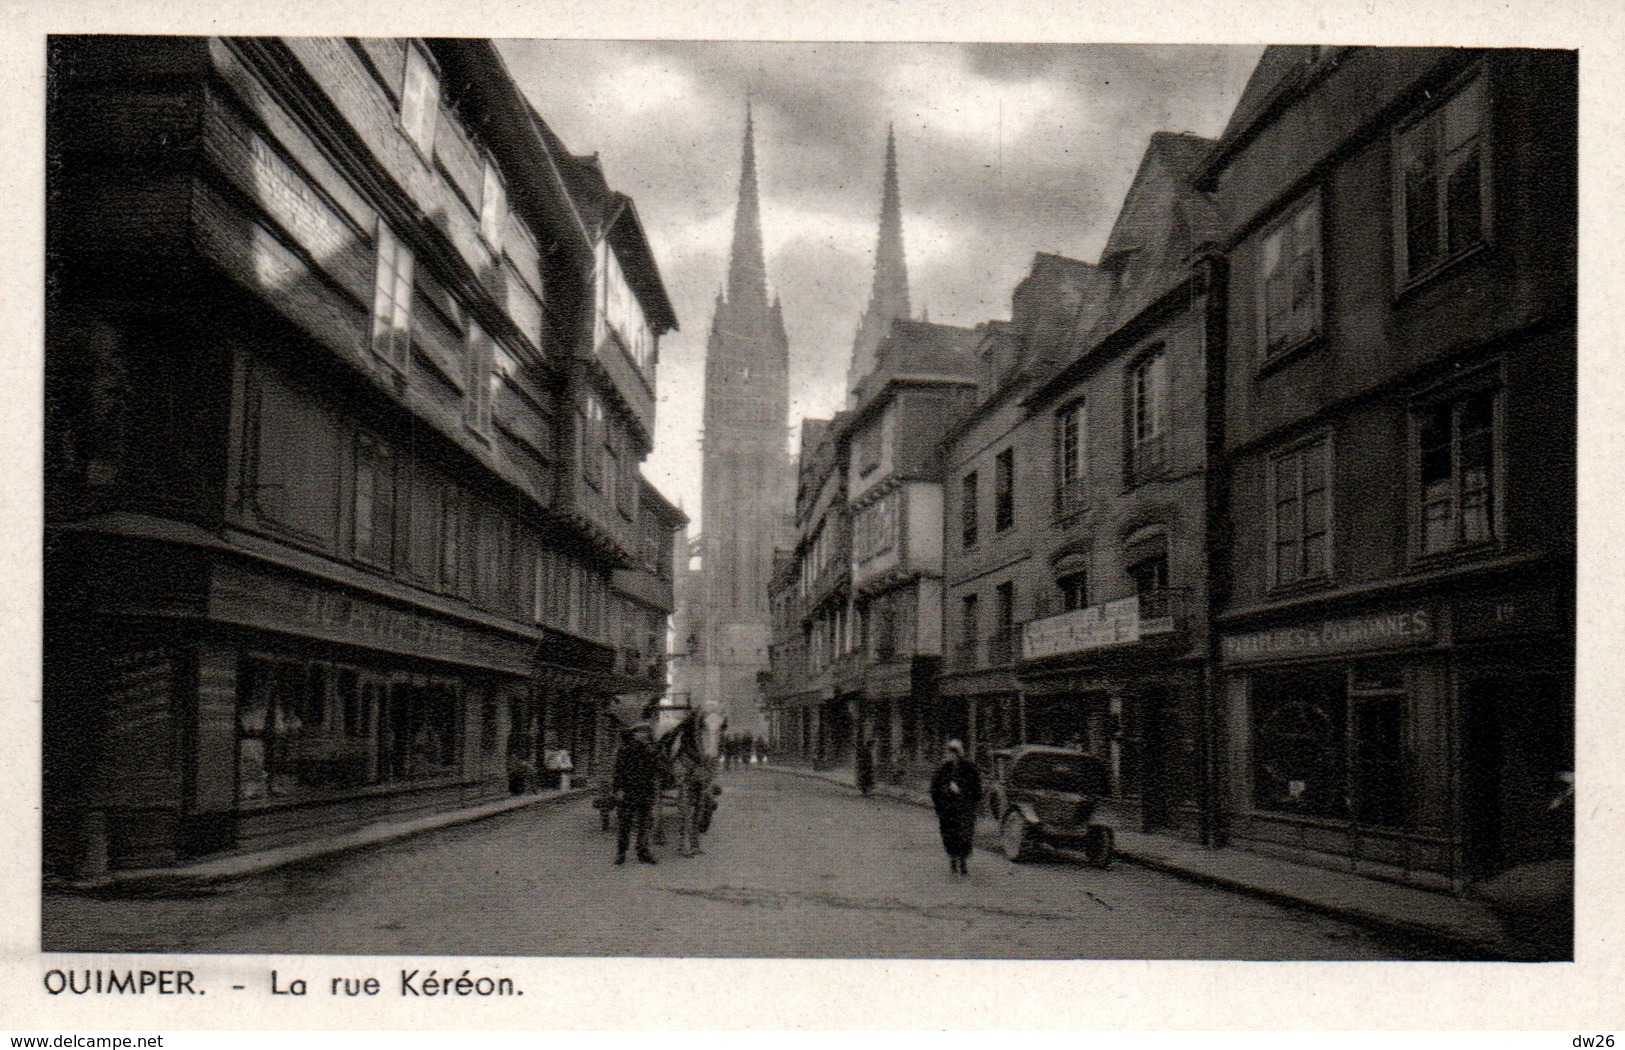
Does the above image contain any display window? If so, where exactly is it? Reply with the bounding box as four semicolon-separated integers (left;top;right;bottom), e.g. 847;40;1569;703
1249;662;1408;827
237;654;464;802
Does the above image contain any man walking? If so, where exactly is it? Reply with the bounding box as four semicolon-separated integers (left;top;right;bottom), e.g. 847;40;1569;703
612;722;664;865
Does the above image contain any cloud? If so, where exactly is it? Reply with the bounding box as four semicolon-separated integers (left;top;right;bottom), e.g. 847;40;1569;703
495;40;1264;531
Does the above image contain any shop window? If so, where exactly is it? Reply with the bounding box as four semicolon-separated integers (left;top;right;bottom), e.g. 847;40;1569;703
1417;388;1498;556
1396;74;1488;285
371;222;414;372
1251;666;1408;827
961;470;979;548
994;447;1015;532
237;658;397;802
1269;434;1332;588
1055;399;1088;518
1258;193;1322;358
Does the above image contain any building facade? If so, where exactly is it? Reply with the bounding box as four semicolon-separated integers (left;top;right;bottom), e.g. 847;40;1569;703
44;37;679;876
1012;135;1221;840
1199;47;1576;888
845;320;981;778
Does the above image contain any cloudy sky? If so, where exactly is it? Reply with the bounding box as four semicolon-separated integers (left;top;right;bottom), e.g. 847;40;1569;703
496;42;1263;533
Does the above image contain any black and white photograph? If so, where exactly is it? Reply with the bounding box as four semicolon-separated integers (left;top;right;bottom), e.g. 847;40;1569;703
5;0;1616;1032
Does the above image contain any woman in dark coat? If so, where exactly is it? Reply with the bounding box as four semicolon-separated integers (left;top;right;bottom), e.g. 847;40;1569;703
930;739;983;874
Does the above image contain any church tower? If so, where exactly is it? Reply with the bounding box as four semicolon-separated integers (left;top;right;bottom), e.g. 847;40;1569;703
846;126;912;403
687;106;791;736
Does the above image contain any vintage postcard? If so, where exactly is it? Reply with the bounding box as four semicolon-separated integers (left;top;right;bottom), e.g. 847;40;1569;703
2;0;1619;1033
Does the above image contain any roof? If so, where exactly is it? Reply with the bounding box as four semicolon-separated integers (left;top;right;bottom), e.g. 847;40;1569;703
542;126;680;335
1197;46;1339;187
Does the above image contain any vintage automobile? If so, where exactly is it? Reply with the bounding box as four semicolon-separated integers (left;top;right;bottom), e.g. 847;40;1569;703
986;745;1116;868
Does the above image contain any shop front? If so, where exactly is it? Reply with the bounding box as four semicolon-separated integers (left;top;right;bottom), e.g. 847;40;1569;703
46;542;553;877
1218;603;1458;887
1017;594;1206;837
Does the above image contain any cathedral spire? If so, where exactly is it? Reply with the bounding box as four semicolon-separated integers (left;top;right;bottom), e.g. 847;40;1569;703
871;124;911;324
725;103;768;306
847;125;913;404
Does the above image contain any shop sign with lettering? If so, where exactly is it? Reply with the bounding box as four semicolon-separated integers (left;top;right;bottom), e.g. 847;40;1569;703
1221;608;1434;665
1023;595;1141;660
210;563;532;674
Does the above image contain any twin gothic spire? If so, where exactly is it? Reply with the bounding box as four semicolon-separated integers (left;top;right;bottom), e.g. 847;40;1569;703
713;107;912;406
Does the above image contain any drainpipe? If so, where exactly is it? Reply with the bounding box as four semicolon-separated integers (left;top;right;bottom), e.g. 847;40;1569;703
1198;245;1231;849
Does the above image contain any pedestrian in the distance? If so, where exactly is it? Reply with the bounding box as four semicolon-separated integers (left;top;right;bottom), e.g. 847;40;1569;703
612;722;664;865
930;739;983;875
855;737;875;796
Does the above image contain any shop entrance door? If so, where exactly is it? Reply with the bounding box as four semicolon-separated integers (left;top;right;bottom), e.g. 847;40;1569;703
1462;673;1573;878
1140;687;1172;831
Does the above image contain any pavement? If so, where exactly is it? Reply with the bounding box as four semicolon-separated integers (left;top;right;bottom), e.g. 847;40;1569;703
45;761;1560;960
56;786;588;896
44;768;1417;958
758;762;1552;961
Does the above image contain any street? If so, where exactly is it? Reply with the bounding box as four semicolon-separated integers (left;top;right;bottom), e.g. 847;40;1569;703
44;768;1436;959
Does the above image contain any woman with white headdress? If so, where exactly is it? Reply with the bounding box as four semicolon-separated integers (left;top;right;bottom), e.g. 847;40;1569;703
929;739;983;875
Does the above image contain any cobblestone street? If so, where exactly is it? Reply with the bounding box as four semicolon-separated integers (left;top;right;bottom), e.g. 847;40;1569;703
45;769;1437;959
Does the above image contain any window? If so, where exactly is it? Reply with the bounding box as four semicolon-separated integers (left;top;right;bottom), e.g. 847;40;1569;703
857;422;882;477
994;448;1014;532
1128;350;1168;478
992;581;1016;664
465;323;496;435
1397;75;1488;283
961;471;979;547
580;397;604;489
236;657;457;801
479;161;506;252
438;485;464;595
959;593;980;667
371;223;414;370
352;435;394;568
400;45;439;155
1128;553;1168;599
1270;435;1332;587
1056;400;1087;517
1251;665;1407;827
1418;388;1497;555
1058;571;1087;612
1258;194;1322;357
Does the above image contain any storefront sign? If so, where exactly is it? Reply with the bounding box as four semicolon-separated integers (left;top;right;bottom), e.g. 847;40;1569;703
1222;608;1434;665
210;563;533;675
1023;596;1140;660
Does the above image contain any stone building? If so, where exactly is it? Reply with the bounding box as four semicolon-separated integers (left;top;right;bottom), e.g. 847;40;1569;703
1198;47;1576;888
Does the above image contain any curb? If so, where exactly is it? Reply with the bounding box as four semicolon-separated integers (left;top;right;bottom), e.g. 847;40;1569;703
54;788;589;897
758;764;1518;959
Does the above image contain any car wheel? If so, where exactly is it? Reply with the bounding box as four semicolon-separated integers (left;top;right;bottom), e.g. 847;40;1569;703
1000;812;1031;862
1084;826;1114;869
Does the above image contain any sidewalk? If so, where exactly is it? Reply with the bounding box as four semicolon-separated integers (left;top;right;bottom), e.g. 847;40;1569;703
54;787;588;897
760;762;1532;961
